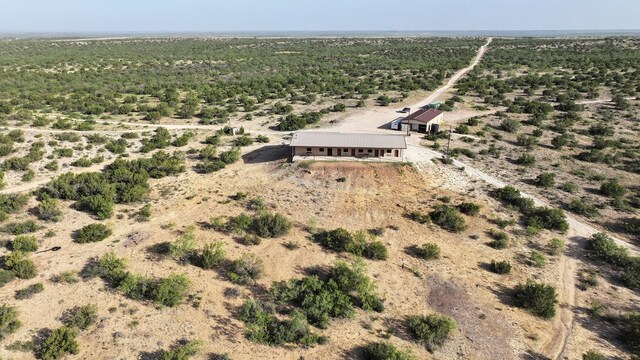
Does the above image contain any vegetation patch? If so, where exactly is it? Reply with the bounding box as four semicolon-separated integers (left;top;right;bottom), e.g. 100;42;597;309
313;228;388;260
83;252;190;307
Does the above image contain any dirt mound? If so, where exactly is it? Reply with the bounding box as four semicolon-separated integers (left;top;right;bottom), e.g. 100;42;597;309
428;274;515;360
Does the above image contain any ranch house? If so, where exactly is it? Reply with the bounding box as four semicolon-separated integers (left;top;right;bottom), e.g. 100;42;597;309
290;131;407;161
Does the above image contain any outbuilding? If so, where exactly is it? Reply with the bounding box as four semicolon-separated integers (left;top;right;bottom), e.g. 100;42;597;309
400;108;444;133
289;131;407;161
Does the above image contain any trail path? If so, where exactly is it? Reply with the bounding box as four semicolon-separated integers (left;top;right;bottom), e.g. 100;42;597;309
405;140;637;359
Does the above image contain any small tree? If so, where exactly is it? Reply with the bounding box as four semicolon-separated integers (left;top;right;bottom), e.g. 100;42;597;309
11;235;38;252
362;342;415;360
0;305;21;340
35;198;63;222
489;260;512;274
429;205;467;233
513;280;557;319
253;213;291;238
75;223;112;244
64;304;98;330
535;173;556;188
407;314;456;352
228;254;264;285
200;241;225;269
600;179;626;198
39;326;79;360
415;243;441;260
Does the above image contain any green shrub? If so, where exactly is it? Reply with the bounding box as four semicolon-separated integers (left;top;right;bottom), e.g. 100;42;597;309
240;233;262;246
535;173;556;188
314;228;388;260
233;135;253;147
620;313;640;356
253;212;292;238
64;304;98;330
75;223;112;243
489;260;511;274
268;259;383;329
559;182;578;194
525;207;569;233
196;160;226;173
236;300;322;346
154;274;190;307
457;202;481;216
200;241;225;269
0;305;21;340
582;350;605;360
600;179;626;198
362;342;416;360
51;271;78;284
35;197;63;222
407;314;456;351
363;241;388;260
625;217;640;237
513;280;557;319
515;153;536;166
136;204;152;222
15;282;44;300
409;210;431;224
229;213;252;233
219;148;241;164
547;238;565;256
228;254;264;285
159;339;202;360
429;205;467;233
500;118;520;133
488;229;509;249
3;251;37;279
39;326;79;360
11;235;38;252
71;157;93;167
565;198;599;218
2;220;40;235
529;251;548;268
0;269;16;286
168;227;197;263
586;232;630;267
415;243;441;260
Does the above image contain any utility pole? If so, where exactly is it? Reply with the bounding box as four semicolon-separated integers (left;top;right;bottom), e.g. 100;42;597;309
446;125;452;158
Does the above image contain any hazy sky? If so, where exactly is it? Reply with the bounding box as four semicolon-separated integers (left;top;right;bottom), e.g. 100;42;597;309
1;0;639;33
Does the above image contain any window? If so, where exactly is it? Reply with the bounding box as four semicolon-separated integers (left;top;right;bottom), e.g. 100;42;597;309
358;149;364;152
344;149;349;152
306;148;312;152
386;149;391;153
367;149;372;153
319;148;325;152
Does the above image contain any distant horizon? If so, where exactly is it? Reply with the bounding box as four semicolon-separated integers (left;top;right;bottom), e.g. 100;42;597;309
3;29;640;39
2;0;639;34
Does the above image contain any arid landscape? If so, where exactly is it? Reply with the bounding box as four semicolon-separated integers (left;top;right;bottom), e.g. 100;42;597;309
0;33;638;360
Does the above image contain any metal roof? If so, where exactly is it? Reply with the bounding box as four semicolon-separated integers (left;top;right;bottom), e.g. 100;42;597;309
401;108;443;124
290;131;407;149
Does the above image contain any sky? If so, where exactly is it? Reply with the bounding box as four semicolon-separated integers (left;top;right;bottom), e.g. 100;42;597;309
0;0;639;33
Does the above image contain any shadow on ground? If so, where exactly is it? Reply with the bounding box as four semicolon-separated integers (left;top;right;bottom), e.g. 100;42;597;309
242;145;290;164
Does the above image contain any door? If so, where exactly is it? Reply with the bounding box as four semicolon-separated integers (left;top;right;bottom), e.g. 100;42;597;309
327;148;333;156
374;150;379;157
351;149;356;156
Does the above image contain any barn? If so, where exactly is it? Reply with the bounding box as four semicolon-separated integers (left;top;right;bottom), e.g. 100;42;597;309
400;108;444;133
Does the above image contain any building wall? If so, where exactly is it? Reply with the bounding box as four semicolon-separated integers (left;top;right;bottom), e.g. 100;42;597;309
292;146;404;159
407;113;444;133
